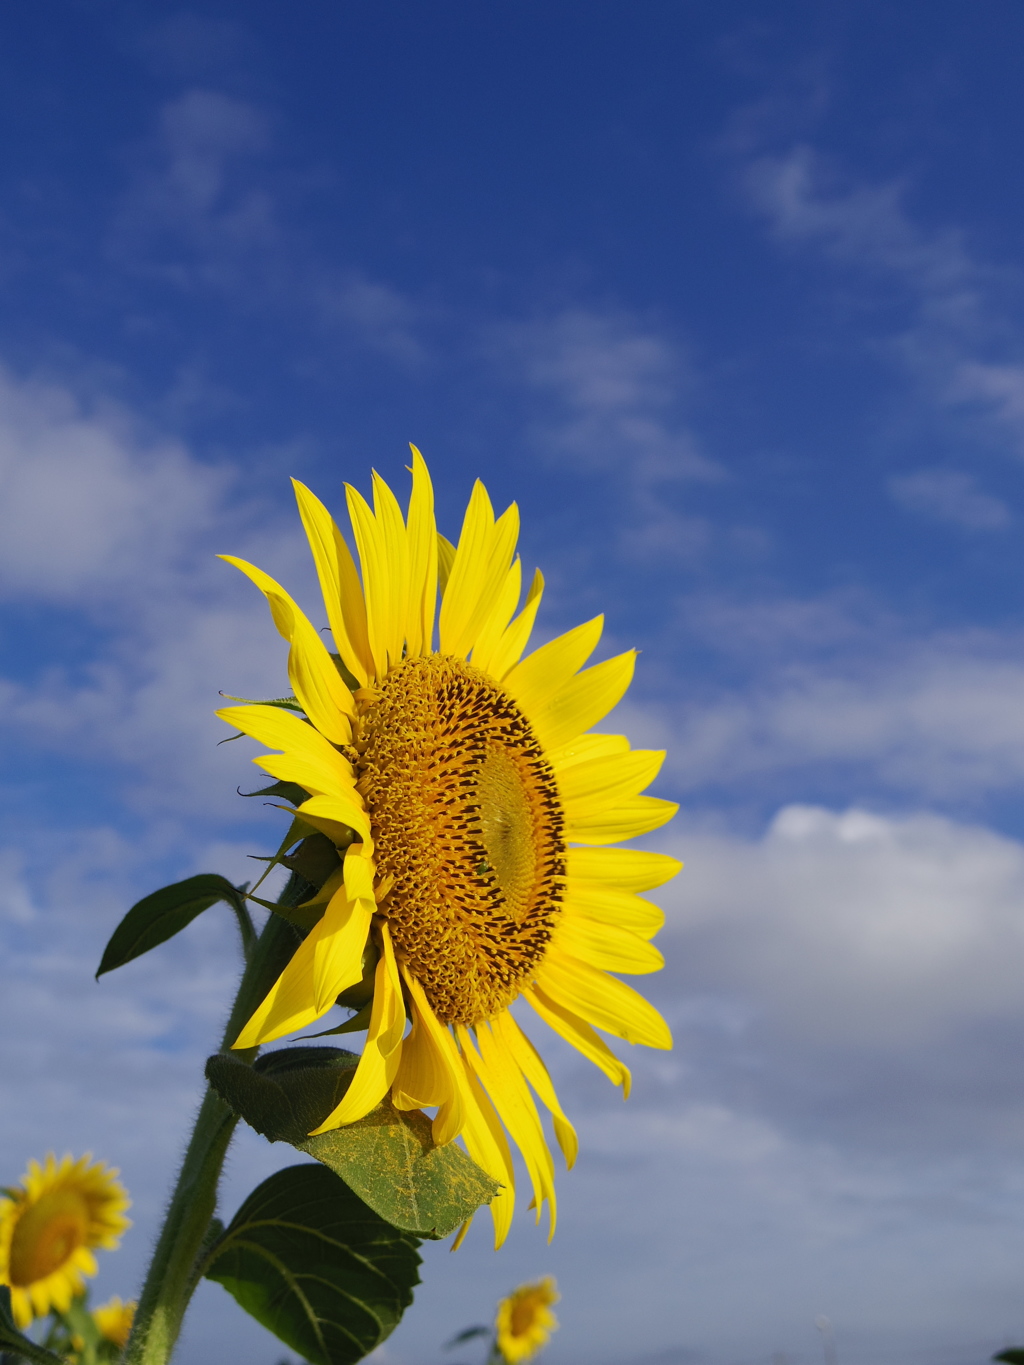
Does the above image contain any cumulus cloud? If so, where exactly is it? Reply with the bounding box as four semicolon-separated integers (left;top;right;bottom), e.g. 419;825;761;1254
664;805;1024;1048
0;363;318;819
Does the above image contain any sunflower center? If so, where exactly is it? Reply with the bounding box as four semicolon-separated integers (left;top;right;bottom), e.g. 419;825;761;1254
510;1294;544;1338
9;1190;89;1285
356;653;565;1026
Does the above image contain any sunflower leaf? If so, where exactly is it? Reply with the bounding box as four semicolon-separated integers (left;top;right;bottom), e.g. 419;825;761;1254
205;1049;500;1238
203;1163;420;1365
0;1287;68;1365
96;874;247;978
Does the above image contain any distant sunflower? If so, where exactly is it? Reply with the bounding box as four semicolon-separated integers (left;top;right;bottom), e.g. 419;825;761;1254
92;1295;135;1349
495;1278;559;1363
0;1154;131;1327
220;450;678;1245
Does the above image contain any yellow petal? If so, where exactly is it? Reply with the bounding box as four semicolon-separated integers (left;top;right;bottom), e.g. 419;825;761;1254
547;733;630;771
566;846;683;893
460;1023;557;1236
232;921;327;1047
297;793;372;846
372;469;410;669
488;568;544;680
535;949;672;1049
308;925;405;1132
557;748;666;820
311;881;374;1011
291;479;373;686
220;556;355;743
215;703;356;792
567;795;679;844
405;447;438;656
489;1011;578;1169
344;481;391;679
528;651;636;752
523;985;631;1096
555;911;665;974
469;557;522;674
394;968;465;1145
455;1048;515;1247
440;484;521;658
437;533;456;595
503;616;603;717
563;879;665;940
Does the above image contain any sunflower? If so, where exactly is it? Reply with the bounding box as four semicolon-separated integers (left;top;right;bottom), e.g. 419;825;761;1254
495;1277;559;1363
219;450;678;1245
0;1154;131;1327
92;1295;136;1349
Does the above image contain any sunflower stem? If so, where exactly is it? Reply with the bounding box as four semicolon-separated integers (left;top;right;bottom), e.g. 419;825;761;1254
123;883;305;1365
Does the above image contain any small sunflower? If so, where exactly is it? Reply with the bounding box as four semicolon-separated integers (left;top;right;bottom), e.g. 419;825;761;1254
92;1295;136;1349
220;450;678;1245
495;1277;559;1363
0;1154;131;1327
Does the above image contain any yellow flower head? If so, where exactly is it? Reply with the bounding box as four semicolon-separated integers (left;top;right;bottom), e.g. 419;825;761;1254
220;451;679;1245
92;1295;136;1348
0;1154;131;1327
495;1277;560;1363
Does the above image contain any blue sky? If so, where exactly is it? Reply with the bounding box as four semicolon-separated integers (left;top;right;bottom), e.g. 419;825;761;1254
7;4;1024;1363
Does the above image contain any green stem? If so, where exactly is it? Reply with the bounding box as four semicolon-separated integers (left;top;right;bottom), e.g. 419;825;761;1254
123;884;305;1365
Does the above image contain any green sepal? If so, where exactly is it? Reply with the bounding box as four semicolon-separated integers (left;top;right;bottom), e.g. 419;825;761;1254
206;1048;500;1238
239;779;308;806
0;1287;67;1364
302;1002;373;1036
280;833;344;890
203;1163;420;1365
219;692;305;711
96;874;248;978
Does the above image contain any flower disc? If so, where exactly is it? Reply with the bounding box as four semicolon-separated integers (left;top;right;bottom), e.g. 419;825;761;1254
356;653;566;1026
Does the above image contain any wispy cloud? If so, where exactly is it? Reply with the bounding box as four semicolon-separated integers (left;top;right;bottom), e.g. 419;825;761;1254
740;143;1024;471
887;467;1011;530
110;89;425;364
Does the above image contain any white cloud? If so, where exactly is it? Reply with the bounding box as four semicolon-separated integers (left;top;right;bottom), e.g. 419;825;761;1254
887;467;1011;530
0;366;231;602
642;607;1024;799
500;308;719;483
662;805;1024;1047
0;363;318;818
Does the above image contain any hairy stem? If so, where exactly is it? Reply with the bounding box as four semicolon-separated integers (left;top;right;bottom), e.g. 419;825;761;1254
123;881;305;1365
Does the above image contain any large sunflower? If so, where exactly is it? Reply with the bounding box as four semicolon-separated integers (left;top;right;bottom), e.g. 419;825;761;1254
220;450;678;1245
0;1154;131;1327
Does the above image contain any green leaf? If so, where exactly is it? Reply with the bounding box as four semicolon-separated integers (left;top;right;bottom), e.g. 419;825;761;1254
995;1353;1024;1363
206;1048;500;1238
204;1163;420;1365
0;1287;67;1364
96;874;247;977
